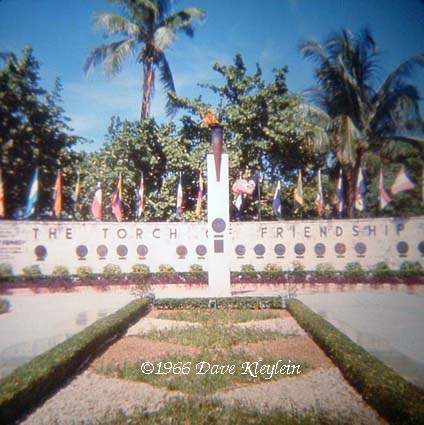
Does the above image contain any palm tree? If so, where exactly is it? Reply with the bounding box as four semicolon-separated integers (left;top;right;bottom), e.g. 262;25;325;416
84;0;205;120
300;28;424;217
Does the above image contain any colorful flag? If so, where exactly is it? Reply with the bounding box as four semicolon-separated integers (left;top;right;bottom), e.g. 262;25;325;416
24;169;38;218
354;167;366;211
294;170;304;212
379;167;391;209
176;173;183;220
111;174;123;222
91;182;102;221
336;168;344;214
315;169;323;216
272;181;282;218
0;167;5;218
74;173;81;211
53;170;62;218
195;170;203;219
391;165;416;195
137;172;145;218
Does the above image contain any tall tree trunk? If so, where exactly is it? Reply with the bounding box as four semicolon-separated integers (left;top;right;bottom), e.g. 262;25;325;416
141;62;154;121
343;152;362;219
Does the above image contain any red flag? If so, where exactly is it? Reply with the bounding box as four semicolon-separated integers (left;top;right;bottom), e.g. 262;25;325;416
195;171;203;219
91;182;102;221
111;174;123;222
53;171;62;218
379;167;391;209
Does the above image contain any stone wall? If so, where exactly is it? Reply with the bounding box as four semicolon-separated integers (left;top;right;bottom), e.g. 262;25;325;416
0;217;423;275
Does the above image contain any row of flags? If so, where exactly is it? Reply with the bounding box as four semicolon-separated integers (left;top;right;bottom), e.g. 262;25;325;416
0;164;419;220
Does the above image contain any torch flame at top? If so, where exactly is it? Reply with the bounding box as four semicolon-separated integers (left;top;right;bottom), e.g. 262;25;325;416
202;109;218;126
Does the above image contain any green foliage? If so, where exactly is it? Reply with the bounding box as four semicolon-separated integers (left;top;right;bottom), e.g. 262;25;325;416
188;264;204;278
315;263;337;279
300;29;424;218
0;47;80;219
157;264;176;277
153;296;285;310
85;0;205;119
156;309;280;324
0;263;13;278
102;264;122;279
100;396;347;425
131;264;150;275
22;265;42;280
399;261;423;278
75;266;93;280
99;352;308;395
291;261;306;278
0;299;150;424
0;298;11;314
343;262;366;280
371;262;393;280
263;263;283;275
51;266;70;279
287;299;424;424
240;264;256;276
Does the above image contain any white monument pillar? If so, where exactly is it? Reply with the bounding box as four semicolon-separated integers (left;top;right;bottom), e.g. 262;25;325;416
207;153;231;296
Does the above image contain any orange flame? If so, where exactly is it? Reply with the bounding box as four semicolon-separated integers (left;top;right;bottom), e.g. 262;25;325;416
202;109;218;126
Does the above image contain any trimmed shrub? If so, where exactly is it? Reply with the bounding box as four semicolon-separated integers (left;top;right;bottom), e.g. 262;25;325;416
0;298;10;314
157;264;176;277
344;262;366;280
291;261;306;278
371;262;393;280
263;263;282;275
75;266;93;280
240;264;256;277
51;265;70;279
287;299;424;424
315;263;337;280
154;296;285;310
22;265;42;280
131;264;150;275
399;261;423;278
102;264;122;279
0;263;13;278
0;298;150;424
188;264;204;278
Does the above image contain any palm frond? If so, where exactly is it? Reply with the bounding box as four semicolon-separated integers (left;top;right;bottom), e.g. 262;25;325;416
157;52;176;117
84;38;136;77
376;54;424;101
299;40;329;64
332;115;364;165
93;13;141;38
154;8;205;50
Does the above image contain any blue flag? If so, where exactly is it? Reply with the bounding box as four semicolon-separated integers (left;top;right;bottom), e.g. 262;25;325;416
24;169;39;218
272;181;282;218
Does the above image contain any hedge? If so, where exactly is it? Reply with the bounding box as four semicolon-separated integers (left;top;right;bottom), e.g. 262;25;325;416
0;298;150;424
153;296;286;310
287;299;424;425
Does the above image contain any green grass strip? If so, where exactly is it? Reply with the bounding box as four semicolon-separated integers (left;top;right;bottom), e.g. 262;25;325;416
96;351;310;395
156;309;280;324
0;298;150;424
287;299;424;425
145;324;292;349
96;396;348;425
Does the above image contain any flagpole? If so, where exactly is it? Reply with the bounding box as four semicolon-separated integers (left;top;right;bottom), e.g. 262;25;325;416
257;171;262;221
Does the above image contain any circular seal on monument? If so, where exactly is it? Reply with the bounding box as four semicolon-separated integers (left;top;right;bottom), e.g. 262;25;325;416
212;218;226;233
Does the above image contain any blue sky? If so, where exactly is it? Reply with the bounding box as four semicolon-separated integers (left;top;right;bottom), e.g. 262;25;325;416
1;0;423;151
